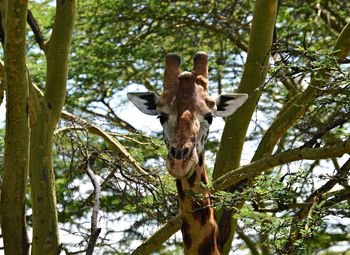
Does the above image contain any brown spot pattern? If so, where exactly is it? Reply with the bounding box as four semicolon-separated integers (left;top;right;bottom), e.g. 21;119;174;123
187;170;197;187
201;170;208;185
181;217;192;249
198;229;216;255
217;210;232;252
193;200;211;226
198;153;204;167
176;180;185;201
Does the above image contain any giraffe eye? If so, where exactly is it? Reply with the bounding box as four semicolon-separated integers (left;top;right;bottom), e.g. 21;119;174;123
204;113;213;125
157;113;168;125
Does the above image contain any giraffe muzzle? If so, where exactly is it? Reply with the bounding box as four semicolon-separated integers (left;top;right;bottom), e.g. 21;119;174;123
166;146;198;179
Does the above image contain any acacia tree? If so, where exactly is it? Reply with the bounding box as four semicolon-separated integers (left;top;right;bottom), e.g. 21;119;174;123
214;2;350;254
129;1;350;254
0;0;30;253
0;1;76;254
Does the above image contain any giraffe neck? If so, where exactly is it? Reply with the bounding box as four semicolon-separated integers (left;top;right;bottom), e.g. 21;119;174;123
176;151;220;255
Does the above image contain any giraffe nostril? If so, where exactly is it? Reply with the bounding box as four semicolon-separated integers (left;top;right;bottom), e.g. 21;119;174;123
174;149;182;160
170;146;192;160
182;147;190;159
169;147;176;159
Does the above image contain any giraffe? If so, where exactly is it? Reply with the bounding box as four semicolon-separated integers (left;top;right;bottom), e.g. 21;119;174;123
128;52;247;255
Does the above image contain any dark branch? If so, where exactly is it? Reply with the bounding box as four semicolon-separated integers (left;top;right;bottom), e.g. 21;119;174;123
85;152;102;255
27;9;45;49
302;111;350;148
305;158;350;204
284;158;350;252
324;188;350;207
0;10;45;47
0;13;4;44
82;167;118;207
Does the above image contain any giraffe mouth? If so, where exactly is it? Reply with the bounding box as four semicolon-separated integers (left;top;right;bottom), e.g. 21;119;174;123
166;147;198;179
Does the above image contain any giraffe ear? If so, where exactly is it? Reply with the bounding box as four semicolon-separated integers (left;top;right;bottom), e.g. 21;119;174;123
127;92;159;115
214;93;248;117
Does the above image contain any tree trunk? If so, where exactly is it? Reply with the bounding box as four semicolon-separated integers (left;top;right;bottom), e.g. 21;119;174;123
1;0;30;254
213;1;278;254
28;1;76;254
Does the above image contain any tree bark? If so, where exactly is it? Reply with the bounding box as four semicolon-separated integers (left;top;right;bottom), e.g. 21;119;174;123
1;0;30;254
213;1;278;254
213;138;350;191
29;1;76;254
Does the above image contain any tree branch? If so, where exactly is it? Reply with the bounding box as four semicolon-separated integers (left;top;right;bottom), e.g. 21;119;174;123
316;4;344;33
285;158;350;251
78;106;137;133
213;138;350;192
237;227;260;255
82;167;118;207
1;0;30;253
131;214;181;255
131;139;350;254
0;8;45;46
316;2;347;33
301;111;350;148
84;152;102;255
60;111;154;181
29;1;76;253
27;9;45;49
214;0;279;180
323;188;350;208
0;12;4;44
214;2;279;250
0;60;5;107
253;21;350;161
44;0;76;126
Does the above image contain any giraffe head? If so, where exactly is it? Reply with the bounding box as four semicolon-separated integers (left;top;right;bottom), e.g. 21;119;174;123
128;52;247;179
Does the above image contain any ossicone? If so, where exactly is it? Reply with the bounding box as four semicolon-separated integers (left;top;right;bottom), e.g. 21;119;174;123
164;53;181;91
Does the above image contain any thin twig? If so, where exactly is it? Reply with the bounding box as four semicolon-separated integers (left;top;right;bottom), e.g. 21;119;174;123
301;111;350;148
61;110;154;180
82;167;118;207
85;152;102;255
